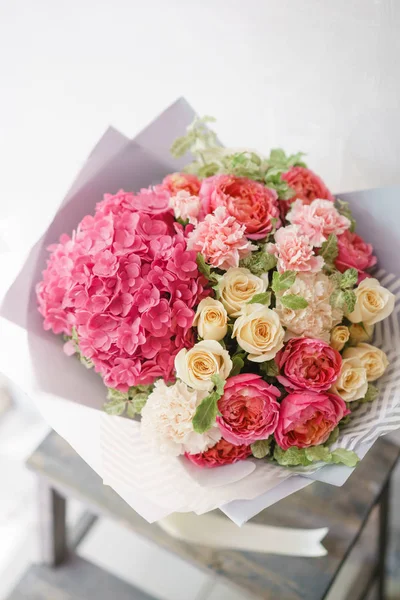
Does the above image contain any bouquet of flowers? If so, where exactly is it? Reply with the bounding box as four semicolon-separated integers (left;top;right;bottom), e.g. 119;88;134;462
35;114;395;473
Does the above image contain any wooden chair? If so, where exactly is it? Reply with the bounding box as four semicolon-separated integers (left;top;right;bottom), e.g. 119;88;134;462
7;430;400;600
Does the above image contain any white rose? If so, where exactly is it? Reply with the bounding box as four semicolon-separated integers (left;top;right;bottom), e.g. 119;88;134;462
218;267;268;317
330;325;350;352
343;343;389;382
232;303;284;362
193;298;228;341
141;379;221;456
330;356;368;402
349;322;374;344
175;340;232;391
347;278;395;325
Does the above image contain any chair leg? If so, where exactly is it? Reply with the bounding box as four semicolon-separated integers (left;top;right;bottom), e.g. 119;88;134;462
37;479;68;566
377;479;391;600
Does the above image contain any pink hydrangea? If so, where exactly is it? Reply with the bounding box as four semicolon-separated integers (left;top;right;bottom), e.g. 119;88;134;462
287;199;351;247
267;225;324;273
187;206;256;270
36;188;208;391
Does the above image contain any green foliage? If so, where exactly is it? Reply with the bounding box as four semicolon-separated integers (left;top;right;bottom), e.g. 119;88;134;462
274;443;359;467
239;250;277;276
230;354;245;377
251;438;272;459
104;397;127;416
325;427;340;446
336;199;356;232
248;292;271;306
320;234;338;265
220;151;269;180
104;384;153;419
260;359;279;378
361;383;379;403
192;375;226;433
196;253;219;286
271;270;296;293
279;295;308;310
340;268;358;289
268;148;307;170
330;288;357;314
170;115;218;159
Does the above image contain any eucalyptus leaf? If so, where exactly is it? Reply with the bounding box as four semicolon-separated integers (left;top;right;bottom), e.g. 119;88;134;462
279;295;308;310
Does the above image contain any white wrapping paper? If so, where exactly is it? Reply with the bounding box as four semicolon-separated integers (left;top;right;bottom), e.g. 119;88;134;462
1;99;400;536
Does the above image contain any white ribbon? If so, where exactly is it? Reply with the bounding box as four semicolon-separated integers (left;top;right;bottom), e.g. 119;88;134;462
158;512;328;557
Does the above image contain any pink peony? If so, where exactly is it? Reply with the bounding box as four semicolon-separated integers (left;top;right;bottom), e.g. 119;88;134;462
37;188;209;390
162;172;201;196
185;438;252;468
287;199;350;247
199;175;280;239
267;225;324;273
216;373;280;445
169;190;200;225
275;391;349;450
187;206;256;270
335;230;377;282
276;337;342;392
281;167;334;216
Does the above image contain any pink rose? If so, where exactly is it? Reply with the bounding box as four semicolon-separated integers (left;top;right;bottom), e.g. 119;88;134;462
276;337;342;392
187;206;256;270
162;172;201;196
267;225;324;273
287;199;350;247
185;438;252;468
216;373;280;445
335;230;377;282
200;175;280;240
275;391;349;450
281;167;334;216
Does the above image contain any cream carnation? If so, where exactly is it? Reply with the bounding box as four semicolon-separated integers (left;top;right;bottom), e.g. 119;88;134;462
275;272;343;341
217;267;268;317
193;298;228;341
175;340;232;391
141;380;221;456
232;304;285;362
330;356;368;402
347;278;395;325
343;343;389;382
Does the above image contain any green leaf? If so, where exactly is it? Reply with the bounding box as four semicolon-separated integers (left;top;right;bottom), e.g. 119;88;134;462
192;393;219;434
343;290;356;314
251;438;272;459
340;268;358;290
248;292;271;306
126;403;138;419
196;253;218;285
170;133;195;158
264;359;279;377
279;295;308;310
231;354;245;377
104;398;127;416
305;446;332;463
336;199;356;232
211;373;226;396
197;162;220;178
331;449;360;467
273;445;312;466
361;383;379;403
107;388;129;402
239;250;277;276
272;270;296;293
325;427;340;446
330;288;346;310
320;234;338;265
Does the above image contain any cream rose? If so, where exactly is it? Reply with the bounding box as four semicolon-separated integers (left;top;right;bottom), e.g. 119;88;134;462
232;304;285;362
349;322;374;344
330;356;368;402
217;267;268;317
175;340;232;391
347;278;395;325
343;343;389;382
193;298;228;341
330;325;350;352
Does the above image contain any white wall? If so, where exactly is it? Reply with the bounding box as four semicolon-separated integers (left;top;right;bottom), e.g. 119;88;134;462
0;0;399;238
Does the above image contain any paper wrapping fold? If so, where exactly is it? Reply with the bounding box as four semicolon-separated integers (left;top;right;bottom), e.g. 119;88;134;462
1;98;400;533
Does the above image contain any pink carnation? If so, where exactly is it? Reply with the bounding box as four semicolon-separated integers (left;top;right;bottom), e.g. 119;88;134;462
37;188;209;391
169;190;200;225
199;175;280;239
187;206;256;270
276;337;342;392
216;374;280;445
287;199;350;247
335;230;377;282
275;391;349;450
267;225;324;273
185;439;252;468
